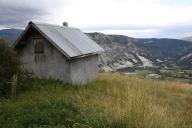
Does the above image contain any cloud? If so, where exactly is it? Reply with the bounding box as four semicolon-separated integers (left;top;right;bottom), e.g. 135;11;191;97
0;0;72;28
0;8;45;28
82;23;192;39
1;0;192;38
54;0;192;28
0;1;47;28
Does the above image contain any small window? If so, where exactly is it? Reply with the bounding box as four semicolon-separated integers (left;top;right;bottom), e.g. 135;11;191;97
34;38;44;53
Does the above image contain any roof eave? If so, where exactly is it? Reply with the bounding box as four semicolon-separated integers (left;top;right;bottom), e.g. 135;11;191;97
70;51;102;60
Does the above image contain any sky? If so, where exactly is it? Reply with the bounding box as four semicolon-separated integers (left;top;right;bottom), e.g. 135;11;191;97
1;0;192;38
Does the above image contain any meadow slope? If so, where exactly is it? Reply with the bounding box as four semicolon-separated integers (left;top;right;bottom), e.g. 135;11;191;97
0;73;192;128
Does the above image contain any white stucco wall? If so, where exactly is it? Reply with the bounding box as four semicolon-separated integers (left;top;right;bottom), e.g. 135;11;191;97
70;55;99;85
18;31;71;83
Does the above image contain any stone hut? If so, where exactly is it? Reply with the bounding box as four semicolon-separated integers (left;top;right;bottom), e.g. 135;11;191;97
13;21;103;85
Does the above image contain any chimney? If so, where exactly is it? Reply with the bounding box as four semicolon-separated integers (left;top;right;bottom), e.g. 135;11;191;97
63;22;68;27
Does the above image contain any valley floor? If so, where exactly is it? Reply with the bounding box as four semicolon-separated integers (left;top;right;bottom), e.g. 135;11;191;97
0;73;192;128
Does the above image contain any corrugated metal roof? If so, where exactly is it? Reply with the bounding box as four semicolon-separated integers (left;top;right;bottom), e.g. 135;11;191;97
31;21;103;59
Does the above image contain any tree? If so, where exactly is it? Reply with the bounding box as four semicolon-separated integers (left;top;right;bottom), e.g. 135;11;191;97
0;39;20;96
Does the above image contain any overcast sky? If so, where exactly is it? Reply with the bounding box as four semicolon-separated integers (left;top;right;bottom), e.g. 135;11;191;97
1;0;192;38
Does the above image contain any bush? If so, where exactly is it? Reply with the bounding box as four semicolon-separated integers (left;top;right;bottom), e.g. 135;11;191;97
17;70;34;92
0;39;20;96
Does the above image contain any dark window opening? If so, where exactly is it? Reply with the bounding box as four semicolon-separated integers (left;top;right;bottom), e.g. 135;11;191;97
34;38;44;54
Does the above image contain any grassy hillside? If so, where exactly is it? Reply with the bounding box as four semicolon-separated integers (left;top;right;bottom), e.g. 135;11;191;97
0;73;192;128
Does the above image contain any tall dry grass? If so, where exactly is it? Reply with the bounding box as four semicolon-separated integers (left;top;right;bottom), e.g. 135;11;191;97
0;73;192;128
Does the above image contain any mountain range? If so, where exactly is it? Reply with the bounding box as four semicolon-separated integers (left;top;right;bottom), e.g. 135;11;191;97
87;33;192;70
0;29;22;45
0;29;192;70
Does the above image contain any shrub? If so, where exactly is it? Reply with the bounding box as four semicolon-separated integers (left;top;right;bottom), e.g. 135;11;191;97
0;39;20;96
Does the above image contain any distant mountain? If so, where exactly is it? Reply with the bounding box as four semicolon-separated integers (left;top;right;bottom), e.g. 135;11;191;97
177;48;192;69
87;33;155;71
136;38;192;63
87;33;192;70
0;29;192;70
0;29;22;45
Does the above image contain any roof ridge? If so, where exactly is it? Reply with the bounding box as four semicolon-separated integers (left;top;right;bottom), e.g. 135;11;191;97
29;21;79;30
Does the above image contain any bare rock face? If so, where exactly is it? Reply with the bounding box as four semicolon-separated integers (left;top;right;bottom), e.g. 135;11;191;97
87;33;154;71
87;33;192;71
177;49;192;69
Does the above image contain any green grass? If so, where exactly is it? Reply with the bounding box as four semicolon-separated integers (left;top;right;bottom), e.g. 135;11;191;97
0;73;192;128
134;69;154;76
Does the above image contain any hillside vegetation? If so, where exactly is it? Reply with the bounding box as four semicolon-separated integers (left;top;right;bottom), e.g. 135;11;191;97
0;73;192;128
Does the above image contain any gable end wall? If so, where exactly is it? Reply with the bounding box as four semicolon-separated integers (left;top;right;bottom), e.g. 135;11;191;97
18;30;71;83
